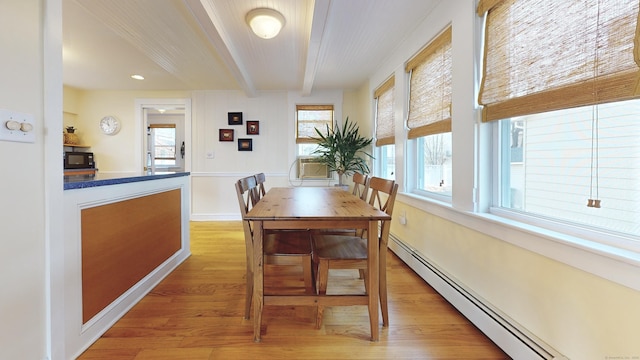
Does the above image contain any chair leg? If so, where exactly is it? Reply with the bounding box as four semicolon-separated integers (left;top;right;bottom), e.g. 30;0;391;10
244;266;253;320
302;255;314;294
317;259;329;295
379;252;388;327
315;305;324;329
362;269;369;295
315;259;330;329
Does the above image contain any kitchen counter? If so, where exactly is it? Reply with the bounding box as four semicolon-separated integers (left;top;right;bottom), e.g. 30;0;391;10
62;170;190;358
64;171;189;190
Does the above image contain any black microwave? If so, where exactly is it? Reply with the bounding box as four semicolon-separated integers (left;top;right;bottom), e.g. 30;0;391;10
64;152;95;169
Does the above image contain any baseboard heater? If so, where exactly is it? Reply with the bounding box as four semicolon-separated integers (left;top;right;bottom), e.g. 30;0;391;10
388;234;568;360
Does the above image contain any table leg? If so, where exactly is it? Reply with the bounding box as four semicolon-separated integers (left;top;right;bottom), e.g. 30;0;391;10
252;221;264;342
367;219;379;341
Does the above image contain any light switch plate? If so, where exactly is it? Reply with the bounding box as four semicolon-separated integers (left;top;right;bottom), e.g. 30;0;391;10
0;109;35;143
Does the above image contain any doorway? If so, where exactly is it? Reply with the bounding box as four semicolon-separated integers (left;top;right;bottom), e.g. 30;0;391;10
146;108;185;172
135;98;191;173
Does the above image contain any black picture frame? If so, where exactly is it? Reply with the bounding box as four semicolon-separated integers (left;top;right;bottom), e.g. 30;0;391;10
219;129;234;141
246;120;259;135
238;138;252;151
228;112;243;125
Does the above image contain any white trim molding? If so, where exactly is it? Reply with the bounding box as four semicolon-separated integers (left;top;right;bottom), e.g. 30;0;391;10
398;192;640;292
389;234;568;360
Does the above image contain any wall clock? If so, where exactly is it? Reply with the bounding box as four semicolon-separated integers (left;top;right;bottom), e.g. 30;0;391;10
99;116;120;135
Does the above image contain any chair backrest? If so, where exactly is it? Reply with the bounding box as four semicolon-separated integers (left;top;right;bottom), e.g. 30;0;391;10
253;172;267;204
235;175;259;255
352;172;369;201
367;177;399;247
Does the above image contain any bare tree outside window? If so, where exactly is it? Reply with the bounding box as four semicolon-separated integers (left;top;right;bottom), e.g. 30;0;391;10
419;133;452;195
423;134;448;166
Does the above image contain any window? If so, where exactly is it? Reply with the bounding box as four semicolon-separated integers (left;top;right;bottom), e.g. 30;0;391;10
417;133;451;195
374;76;395;180
478;0;640;239
406;26;452;196
498;101;640;237
378;145;396;180
296;104;334;156
149;124;176;167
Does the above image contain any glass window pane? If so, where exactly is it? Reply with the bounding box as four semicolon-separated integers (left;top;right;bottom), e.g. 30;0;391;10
417;133;452;196
154;128;176;166
379;145;395;180
298;143;320;157
499;99;640;237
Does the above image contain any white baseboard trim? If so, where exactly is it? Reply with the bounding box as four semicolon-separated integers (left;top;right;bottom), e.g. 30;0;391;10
70;250;190;359
388;234;567;360
190;213;240;221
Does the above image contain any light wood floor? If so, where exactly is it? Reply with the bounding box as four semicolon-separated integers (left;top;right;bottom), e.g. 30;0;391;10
78;221;510;360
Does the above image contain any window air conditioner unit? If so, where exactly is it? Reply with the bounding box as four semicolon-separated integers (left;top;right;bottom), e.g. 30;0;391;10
298;157;330;179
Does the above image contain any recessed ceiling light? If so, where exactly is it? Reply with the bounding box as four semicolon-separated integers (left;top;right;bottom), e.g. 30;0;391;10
131;74;145;80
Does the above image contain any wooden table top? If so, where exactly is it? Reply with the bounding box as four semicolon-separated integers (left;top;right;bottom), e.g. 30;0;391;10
245;187;390;221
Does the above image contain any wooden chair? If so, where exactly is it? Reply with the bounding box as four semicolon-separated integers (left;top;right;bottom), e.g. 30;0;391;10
235;176;315;319
351;172;370;201
254;172;305;236
319;172;370;237
311;176;399;328
253;172;267;203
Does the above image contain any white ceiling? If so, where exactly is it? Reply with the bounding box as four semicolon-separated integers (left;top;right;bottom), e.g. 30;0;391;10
63;0;440;96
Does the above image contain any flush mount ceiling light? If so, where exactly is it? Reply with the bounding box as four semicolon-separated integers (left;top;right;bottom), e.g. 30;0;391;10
131;74;145;80
246;8;285;39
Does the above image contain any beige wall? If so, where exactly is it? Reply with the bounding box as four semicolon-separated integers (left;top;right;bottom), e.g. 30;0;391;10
63;88;190;172
344;84;372;137
0;1;47;359
390;203;640;359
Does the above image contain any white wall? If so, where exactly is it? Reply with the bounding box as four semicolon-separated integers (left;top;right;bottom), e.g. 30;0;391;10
368;1;640;359
190;89;345;219
0;1;48;359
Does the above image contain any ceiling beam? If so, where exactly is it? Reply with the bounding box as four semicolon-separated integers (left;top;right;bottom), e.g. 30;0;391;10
302;0;331;96
184;0;257;97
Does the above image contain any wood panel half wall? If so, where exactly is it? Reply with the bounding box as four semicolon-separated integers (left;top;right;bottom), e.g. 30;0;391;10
80;189;181;323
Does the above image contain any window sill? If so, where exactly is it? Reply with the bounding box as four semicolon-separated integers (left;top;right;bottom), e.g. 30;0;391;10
397;192;640;291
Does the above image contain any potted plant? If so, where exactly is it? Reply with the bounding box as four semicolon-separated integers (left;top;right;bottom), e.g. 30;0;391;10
312;117;374;187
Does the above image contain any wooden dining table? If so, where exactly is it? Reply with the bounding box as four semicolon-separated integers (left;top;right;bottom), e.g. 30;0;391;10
245;186;391;342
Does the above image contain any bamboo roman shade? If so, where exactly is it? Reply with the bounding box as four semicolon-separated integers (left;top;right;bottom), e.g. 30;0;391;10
406;26;452;139
477;0;640;122
374;76;395;146
296;105;334;144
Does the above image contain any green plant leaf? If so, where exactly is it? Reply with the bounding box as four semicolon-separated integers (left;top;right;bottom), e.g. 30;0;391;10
311;117;374;181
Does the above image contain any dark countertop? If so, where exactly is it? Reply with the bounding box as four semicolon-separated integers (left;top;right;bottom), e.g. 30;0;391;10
64;171;190;190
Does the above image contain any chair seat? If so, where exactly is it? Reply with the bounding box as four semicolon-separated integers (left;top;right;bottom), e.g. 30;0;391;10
265;231;312;256
312;234;367;260
317;229;359;238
